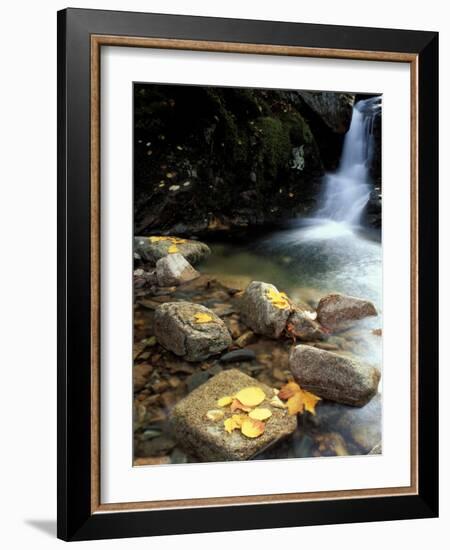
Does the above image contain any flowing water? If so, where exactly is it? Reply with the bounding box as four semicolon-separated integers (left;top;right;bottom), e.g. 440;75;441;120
199;98;383;458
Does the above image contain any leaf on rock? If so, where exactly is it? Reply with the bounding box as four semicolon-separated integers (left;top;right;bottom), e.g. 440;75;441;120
278;382;301;400
270;395;287;409
194;312;214;324
234;386;265;407
206;409;225;422
249;408;272;421
217;395;233;407
230;399;252;413
241;418;265;438
265;288;290;310
168;244;179;253
279;381;321;416
301;389;321;415
224;414;246;433
287;392;304;415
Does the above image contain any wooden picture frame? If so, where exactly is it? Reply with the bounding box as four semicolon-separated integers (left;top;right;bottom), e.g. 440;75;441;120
57;8;438;541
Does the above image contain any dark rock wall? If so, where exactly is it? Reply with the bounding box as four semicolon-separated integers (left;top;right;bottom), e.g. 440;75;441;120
134;84;371;236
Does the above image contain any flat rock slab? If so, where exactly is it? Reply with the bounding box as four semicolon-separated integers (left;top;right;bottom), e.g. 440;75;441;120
156;253;199;286
289;345;380;407
317;293;377;331
171;369;297;462
154;302;232;362
134;236;210;266
240;281;292;338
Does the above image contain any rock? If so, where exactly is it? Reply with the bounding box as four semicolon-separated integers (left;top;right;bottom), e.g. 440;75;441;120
287;308;325;341
289;345;380;407
134;456;171;466
186;371;210;393
316;293;377;331
154;302;232;362
240;281;292;338
135;435;176;457
235;330;257;348
298;91;355;134
156;253;200;286
219;349;256;363
133;363;153;391
369;442;382;455
170;369;297;461
134;268;157;290
134;236;210;266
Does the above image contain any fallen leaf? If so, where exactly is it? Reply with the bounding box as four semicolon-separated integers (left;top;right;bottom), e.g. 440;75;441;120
265;287;290;309
249;408;272;421
301;389;321;415
241;418;265;438
217;396;233;407
194;312;214;324
168;244;179;253
278;382;301;400
224;414;246;433
230;399;252;413
234;386;265;407
287;392;304;415
206;409;225;422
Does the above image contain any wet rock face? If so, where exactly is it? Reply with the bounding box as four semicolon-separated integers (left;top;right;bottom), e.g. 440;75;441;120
287;308;325;341
154;302;232;362
297;92;355;134
289;345;380;407
134;236;210;266
316;293;377;331
156;253;200;286
170;369;297;462
240;281;292;338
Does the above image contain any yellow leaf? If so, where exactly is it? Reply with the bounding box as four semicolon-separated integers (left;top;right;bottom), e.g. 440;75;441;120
193;312;214;324
234;386;265;407
249;408;272;421
206;409;225;422
217;396;233;407
241;418;265;438
301;389;321;415
287;392;304;415
168;244;179;253
149;236;167;243
224;414;246;433
266;287;290;309
278;382;301;400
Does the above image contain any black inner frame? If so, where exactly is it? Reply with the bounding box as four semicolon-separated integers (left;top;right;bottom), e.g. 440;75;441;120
57;8;439;541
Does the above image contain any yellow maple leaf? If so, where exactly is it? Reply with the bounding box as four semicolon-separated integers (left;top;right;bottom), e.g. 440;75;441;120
266;287;290;309
301;389;321;415
249;408;272;421
217;395;233;407
193;312;214;324
278;381;301;400
234;386;265;407
241;418;265;438
287;392;304;415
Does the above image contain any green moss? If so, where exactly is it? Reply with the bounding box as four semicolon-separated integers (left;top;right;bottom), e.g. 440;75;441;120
256;116;291;180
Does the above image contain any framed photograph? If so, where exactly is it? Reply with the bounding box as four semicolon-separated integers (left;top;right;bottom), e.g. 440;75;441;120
57;8;438;541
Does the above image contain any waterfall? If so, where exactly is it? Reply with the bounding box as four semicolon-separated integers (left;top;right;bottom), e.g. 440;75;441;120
316;96;381;226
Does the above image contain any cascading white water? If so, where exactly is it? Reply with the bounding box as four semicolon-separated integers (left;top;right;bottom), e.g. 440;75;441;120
316;96;381;226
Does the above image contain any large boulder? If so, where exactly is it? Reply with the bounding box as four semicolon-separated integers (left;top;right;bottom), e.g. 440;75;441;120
289;345;380;407
154;302;231;362
240;281;292;338
316;293;377;331
134;236;210;266
156;253;199;286
298;92;355;134
171;369;297;461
